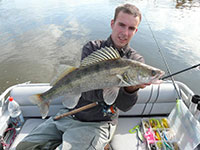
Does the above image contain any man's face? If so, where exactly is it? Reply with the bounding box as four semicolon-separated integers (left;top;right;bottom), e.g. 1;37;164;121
111;11;140;49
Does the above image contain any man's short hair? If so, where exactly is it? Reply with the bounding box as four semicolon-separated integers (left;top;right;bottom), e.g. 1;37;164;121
114;4;142;22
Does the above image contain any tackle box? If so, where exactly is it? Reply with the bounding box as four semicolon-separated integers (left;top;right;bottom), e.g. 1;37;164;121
142;118;179;150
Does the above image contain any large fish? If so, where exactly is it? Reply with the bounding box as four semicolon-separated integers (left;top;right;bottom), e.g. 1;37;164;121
31;47;165;118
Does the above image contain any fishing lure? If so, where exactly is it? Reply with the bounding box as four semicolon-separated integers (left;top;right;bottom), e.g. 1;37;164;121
149;119;162;129
144;128;156;144
129;125;144;142
161;118;169;128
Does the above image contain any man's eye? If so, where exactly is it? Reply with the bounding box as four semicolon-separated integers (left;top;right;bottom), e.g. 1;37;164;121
119;23;125;27
129;27;136;31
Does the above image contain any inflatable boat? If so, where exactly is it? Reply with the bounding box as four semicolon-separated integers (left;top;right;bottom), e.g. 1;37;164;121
0;80;200;150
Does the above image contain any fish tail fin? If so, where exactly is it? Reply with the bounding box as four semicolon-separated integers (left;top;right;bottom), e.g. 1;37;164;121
30;94;49;119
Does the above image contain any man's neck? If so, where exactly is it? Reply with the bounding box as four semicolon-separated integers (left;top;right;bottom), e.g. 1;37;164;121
109;36;129;51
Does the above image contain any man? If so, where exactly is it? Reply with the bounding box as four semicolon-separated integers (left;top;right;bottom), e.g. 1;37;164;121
17;3;148;150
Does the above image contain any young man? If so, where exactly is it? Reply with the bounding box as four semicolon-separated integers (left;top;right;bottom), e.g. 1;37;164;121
17;3;148;150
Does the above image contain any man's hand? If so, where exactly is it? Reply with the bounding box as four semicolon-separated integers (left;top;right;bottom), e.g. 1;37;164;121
124;83;151;93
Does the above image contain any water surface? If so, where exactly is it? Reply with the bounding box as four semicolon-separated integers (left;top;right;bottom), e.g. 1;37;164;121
0;0;200;94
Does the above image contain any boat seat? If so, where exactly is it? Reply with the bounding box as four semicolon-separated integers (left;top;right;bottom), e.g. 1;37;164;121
10;82;178;117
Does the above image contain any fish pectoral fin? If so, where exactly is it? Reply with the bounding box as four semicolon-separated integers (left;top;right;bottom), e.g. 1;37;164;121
116;74;131;86
62;93;81;109
103;87;120;105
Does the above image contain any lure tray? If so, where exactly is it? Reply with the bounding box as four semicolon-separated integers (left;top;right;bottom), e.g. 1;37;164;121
142;118;180;150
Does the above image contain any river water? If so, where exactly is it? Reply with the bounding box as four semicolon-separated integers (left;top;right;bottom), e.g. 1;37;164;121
0;0;200;94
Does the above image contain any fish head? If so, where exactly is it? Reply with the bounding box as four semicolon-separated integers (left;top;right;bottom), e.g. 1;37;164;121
126;60;165;85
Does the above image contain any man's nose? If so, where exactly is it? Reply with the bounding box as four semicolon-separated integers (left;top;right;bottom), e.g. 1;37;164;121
122;27;129;36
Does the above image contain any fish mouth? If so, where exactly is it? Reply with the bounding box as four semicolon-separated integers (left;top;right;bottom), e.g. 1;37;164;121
159;71;165;79
150;71;165;83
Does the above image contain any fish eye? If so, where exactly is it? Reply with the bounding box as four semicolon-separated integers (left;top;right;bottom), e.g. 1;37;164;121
151;70;157;76
123;72;129;82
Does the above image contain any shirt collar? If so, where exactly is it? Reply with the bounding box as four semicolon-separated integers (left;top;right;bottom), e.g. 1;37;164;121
106;36;130;57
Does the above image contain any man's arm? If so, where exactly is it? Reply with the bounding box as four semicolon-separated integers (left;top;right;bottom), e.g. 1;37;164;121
124;83;150;93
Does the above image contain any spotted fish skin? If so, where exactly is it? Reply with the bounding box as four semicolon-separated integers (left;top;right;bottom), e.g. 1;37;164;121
30;47;165;118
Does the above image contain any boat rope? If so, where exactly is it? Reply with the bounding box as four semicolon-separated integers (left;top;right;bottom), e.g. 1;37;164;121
148;84;161;115
0;127;16;149
143;15;181;99
141;85;153;116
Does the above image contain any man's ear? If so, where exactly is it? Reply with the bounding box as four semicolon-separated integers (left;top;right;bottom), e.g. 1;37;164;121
111;19;114;29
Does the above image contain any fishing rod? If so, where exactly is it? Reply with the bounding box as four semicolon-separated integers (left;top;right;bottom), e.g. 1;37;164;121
53;102;98;121
144;15;181;99
161;63;200;80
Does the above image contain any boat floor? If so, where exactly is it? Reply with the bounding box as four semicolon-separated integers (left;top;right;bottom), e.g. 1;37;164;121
10;117;148;150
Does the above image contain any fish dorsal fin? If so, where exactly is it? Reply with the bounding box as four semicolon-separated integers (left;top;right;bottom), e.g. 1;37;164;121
80;47;120;67
50;66;77;86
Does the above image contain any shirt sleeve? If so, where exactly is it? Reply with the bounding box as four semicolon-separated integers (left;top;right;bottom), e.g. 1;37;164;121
115;87;138;112
81;40;101;60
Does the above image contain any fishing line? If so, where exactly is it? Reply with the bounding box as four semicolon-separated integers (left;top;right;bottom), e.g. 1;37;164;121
143;15;181;99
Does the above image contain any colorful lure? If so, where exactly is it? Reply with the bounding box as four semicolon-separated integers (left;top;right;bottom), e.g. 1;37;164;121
144;128;156;144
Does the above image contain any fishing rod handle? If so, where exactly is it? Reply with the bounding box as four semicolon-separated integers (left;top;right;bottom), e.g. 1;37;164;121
53;102;98;121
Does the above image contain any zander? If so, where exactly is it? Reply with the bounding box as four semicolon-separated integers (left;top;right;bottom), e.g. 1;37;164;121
31;47;165;118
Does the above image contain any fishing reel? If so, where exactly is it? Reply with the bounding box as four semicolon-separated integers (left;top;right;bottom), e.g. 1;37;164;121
100;102;117;117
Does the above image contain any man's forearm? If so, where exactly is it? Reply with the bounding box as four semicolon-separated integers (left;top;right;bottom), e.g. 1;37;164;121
124;86;139;93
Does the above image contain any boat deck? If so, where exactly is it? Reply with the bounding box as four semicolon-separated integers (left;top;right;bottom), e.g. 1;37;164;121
1;81;200;150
